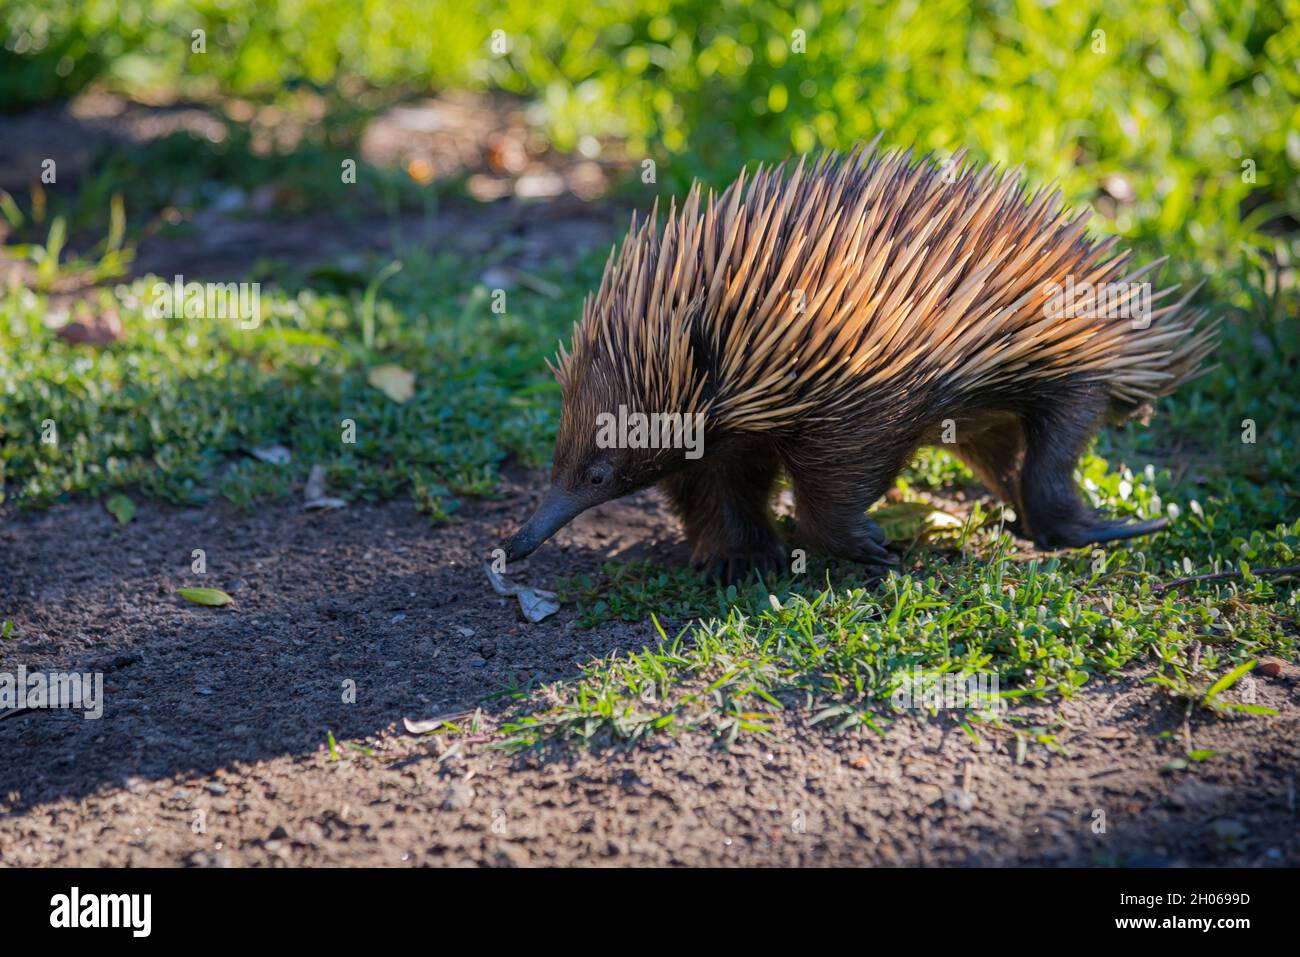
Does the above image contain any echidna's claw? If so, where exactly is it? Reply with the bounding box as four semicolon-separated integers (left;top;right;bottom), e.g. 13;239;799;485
1075;515;1170;546
859;536;900;567
695;541;787;586
1036;514;1170;549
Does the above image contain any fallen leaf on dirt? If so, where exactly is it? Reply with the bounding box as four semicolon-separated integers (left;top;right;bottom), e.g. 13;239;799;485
305;496;347;511
55;309;124;346
250;445;292;465
483;562;560;622
1254;657;1293;679
367;364;415;404
304;464;328;499
303;464;346;510
1211;818;1248;844
870;501;965;542
943;787;977;811
177;587;234;607
402;711;472;734
105;493;136;524
917;783;944;805
515;587;560;622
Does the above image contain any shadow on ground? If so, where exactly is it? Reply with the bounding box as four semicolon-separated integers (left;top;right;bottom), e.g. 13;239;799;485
0;482;675;811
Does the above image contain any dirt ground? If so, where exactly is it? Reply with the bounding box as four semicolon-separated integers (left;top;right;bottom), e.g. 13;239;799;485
0;89;628;295
1;484;1297;868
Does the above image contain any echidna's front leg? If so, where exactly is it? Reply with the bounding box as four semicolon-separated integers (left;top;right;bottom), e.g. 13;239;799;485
1019;389;1169;548
785;456;901;568
659;447;785;582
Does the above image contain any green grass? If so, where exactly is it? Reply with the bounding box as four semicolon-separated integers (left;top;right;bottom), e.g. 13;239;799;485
498;537;1298;749
0;249;583;509
7;1;1296;261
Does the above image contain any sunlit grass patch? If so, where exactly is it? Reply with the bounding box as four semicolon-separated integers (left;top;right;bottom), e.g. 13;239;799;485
499;523;1300;750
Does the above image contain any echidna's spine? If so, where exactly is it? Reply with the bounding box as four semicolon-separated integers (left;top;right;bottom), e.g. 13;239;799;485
556;140;1215;431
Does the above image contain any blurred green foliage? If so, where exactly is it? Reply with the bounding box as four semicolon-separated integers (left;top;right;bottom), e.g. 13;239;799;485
5;1;1298;263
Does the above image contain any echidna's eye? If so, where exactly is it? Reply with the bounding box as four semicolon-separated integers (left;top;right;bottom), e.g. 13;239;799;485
589;472;604;486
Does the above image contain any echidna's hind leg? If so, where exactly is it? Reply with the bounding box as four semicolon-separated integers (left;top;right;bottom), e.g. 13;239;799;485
951;413;1028;534
1018;387;1169;548
660;444;785;583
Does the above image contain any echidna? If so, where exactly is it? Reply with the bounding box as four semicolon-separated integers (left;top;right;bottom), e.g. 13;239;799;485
506;138;1216;580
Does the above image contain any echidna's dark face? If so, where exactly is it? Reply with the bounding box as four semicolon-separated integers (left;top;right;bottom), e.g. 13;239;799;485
505;365;693;562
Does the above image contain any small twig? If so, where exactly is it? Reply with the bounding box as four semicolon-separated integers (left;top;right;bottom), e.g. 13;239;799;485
1153;564;1300;594
1183;640;1201;755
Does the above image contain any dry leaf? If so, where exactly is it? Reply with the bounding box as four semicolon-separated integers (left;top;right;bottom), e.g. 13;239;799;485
367;364;415;403
871;501;965;542
483;562;560;622
303;464;346;511
250;445;291;465
402;711;472;734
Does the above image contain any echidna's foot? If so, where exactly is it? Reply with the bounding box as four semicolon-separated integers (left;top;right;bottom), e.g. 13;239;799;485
863;516;888;545
855;536;901;568
1034;514;1170;549
851;525;900;572
806;530;899;566
694;539;787;585
786;465;907;574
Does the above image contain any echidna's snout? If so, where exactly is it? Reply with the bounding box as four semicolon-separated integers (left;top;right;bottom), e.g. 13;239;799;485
505;484;589;561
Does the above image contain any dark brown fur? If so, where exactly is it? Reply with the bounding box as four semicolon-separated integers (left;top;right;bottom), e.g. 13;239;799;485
627;380;1153;581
